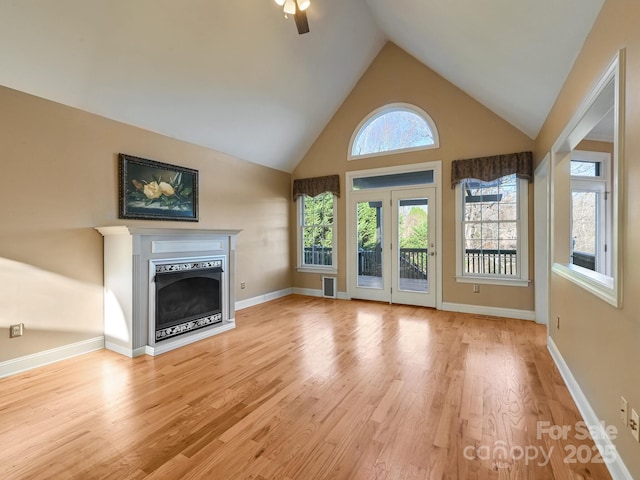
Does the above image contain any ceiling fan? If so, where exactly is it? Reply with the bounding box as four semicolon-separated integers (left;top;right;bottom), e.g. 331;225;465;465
274;0;311;35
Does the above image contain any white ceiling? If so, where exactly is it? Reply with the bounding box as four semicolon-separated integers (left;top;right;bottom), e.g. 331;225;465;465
586;108;615;142
0;0;604;172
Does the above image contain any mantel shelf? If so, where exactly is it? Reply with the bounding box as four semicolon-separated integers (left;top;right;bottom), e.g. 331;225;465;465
96;226;242;237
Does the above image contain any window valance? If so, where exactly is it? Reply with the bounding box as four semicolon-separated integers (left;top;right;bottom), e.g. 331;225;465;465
292;174;340;200
451;151;533;187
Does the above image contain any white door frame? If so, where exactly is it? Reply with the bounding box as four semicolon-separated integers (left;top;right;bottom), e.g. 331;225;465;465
391;188;437;307
345;161;442;309
534;154;550;326
348;189;392;303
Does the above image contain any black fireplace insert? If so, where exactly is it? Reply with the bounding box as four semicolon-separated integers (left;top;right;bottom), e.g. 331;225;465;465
154;261;223;341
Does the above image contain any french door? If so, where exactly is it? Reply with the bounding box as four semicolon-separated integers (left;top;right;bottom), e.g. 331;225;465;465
348;187;437;307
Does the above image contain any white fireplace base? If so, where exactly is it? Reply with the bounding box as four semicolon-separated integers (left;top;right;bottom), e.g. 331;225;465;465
96;226;240;357
143;321;235;356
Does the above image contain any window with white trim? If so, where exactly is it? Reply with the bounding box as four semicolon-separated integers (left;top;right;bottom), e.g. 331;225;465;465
570;151;611;275
349;103;439;159
550;50;623;307
455;174;529;286
297;192;336;272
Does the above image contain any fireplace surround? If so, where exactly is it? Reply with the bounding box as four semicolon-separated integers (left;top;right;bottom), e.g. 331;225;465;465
96;227;240;357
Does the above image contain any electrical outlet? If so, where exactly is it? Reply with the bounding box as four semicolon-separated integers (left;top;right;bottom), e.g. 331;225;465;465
631;409;640;442
9;323;24;338
240;281;246;289
620;396;629;425
473;284;480;293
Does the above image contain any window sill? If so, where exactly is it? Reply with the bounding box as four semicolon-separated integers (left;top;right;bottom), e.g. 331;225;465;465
296;266;337;275
455;276;530;287
551;263;620;307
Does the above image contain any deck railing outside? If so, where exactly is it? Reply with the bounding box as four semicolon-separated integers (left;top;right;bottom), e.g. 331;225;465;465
571;251;596;271
464;249;517;275
356;248;429;279
302;246;333;266
304;247;519;277
398;248;428;279
357;249;383;277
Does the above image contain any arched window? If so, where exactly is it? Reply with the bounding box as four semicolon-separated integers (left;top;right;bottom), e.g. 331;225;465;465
349;103;439;159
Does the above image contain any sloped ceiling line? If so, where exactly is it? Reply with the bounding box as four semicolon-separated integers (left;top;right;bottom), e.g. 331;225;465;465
0;0;604;172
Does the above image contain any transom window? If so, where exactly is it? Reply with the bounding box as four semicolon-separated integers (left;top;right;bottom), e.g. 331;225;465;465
571;160;601;177
352;170;434;190
349;103;439;159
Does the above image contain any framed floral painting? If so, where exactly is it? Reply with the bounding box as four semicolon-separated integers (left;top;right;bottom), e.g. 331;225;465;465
118;153;199;221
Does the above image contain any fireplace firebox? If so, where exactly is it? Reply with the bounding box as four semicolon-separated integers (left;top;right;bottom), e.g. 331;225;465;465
154;259;223;341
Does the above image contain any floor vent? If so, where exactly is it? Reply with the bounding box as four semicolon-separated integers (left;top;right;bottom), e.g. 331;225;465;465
322;276;337;299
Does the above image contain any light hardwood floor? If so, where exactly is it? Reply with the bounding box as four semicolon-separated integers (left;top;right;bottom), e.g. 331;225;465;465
0;295;612;479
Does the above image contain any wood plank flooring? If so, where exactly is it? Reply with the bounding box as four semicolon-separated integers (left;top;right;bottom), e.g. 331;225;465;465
0;295;612;479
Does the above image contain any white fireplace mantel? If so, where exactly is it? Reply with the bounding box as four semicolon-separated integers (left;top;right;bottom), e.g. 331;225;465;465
96;226;241;357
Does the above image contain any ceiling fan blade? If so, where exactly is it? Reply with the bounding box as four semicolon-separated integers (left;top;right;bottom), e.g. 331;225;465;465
294;10;310;34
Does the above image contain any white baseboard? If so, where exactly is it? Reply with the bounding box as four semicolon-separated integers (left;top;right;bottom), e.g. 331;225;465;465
441;302;536;321
235;288;293;310
0;336;104;379
548;337;632;480
292;287;349;300
104;340;138;358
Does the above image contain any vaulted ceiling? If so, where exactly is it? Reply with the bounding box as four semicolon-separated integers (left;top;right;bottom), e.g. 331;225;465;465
0;0;604;172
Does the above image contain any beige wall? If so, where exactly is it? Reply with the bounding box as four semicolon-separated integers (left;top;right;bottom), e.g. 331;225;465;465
535;0;640;475
292;42;535;310
0;86;291;363
575;139;614;155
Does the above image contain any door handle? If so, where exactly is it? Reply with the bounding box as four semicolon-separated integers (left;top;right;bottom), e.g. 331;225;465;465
429;252;436;256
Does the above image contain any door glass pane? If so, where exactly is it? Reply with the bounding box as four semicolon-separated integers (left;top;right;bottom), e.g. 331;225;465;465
571;190;598;271
397;198;429;292
357;201;383;289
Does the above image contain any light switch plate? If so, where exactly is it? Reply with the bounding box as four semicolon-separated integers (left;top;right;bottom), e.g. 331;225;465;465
620;396;629;424
631;409;640;442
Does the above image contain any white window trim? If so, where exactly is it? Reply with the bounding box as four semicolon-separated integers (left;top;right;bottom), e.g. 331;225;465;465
296;194;338;274
348;103;440;161
550;50;624;308
455;177;530;287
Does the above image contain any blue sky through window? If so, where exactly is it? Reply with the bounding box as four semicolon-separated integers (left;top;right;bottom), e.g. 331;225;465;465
352;109;435;157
